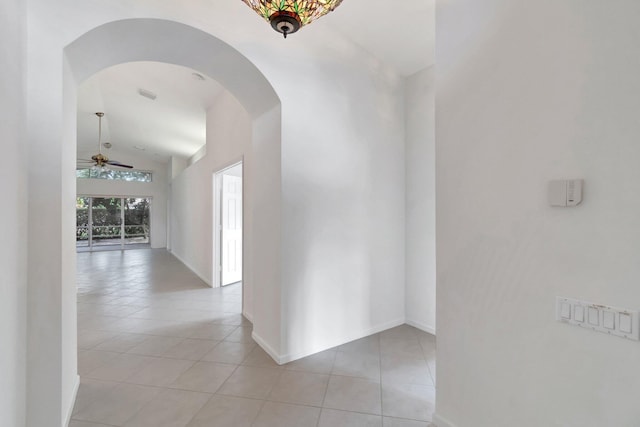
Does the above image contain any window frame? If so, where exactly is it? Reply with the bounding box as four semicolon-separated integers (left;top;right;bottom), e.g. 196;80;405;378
76;168;153;182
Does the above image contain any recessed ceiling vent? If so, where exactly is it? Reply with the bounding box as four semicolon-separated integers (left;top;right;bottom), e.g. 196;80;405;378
138;88;157;101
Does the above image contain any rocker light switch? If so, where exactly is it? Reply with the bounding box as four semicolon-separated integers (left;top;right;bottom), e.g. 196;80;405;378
560;302;571;319
620;313;633;334
588;307;599;326
603;311;615;330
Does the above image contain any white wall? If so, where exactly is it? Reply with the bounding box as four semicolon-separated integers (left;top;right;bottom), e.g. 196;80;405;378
77;150;168;249
277;43;406;362
61;59;80;427
170;90;254;312
63;14;284;397
0;1;27;426
23;4;407;422
249;104;283;359
405;66;436;334
436;1;640;426
169;90;282;339
25;3;73;425
169;156;188;180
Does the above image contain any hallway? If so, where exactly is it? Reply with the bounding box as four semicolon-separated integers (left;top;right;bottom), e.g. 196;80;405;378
72;249;436;427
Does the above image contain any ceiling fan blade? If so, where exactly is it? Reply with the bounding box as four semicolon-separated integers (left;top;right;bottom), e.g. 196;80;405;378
106;160;134;169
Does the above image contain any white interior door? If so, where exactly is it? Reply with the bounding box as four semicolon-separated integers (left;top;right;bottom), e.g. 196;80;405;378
221;173;242;286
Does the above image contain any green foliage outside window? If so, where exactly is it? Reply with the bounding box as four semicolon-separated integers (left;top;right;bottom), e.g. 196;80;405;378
76;197;150;242
76;168;152;182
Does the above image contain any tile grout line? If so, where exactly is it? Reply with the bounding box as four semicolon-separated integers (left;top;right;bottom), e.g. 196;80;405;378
315;348;338;427
77;252;435;426
377;332;385;421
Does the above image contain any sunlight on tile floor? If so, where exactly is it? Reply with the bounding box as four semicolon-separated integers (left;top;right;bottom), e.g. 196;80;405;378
72;249;436;427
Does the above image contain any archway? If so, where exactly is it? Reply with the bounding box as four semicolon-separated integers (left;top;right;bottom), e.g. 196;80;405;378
44;18;281;426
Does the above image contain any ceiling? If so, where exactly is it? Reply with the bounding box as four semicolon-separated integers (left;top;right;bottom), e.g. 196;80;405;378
76;0;434;164
77;61;224;161
325;0;435;76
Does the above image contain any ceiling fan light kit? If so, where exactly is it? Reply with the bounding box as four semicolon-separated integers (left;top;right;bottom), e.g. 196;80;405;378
78;112;134;171
241;0;344;38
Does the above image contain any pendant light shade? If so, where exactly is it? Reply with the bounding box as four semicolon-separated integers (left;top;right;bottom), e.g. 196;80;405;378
241;0;344;38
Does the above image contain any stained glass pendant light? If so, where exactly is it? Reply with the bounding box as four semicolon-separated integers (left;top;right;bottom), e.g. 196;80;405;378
241;0;344;38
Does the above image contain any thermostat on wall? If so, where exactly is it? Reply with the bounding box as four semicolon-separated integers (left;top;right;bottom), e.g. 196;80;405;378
549;179;583;207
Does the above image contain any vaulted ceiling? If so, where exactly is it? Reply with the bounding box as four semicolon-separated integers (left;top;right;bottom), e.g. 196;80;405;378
76;0;434;163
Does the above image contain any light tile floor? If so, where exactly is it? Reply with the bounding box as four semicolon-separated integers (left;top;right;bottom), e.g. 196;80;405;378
72;249;436;427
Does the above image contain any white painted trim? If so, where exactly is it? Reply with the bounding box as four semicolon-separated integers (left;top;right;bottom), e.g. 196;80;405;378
170;250;212;287
279;318;407;364
63;375;80;427
212;157;245;289
433;413;458;427
252;318;407;365
212;171;222;288
243;310;253;323
251;330;283;364
213;157;246;176
406;319;436;336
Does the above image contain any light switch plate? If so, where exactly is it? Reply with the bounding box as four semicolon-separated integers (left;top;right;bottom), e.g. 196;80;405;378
556;297;639;341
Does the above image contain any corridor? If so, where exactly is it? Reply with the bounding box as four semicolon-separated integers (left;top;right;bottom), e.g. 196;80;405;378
72;249;436;427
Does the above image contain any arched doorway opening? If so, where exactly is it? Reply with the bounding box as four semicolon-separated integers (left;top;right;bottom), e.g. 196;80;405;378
35;18;282;426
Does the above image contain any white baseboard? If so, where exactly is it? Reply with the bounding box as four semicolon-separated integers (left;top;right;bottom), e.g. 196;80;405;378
279;317;407;364
358;317;407;341
242;310;253;323
170;251;212;287
63;375;80;427
252;318;407;365
433;413;458;427
406;318;436;335
251;331;284;364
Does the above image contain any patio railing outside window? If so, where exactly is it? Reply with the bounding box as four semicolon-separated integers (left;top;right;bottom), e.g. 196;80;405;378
77;196;151;251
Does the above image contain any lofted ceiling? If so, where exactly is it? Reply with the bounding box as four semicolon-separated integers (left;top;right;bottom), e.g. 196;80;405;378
76;0;434;164
77;61;224;162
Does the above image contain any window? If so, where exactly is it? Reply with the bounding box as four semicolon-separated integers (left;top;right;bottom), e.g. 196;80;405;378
76;196;151;251
76;168;152;182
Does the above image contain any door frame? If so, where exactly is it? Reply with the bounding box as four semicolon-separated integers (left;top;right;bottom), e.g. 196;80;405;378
212;158;244;288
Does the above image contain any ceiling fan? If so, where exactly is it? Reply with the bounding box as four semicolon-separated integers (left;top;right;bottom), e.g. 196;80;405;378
77;112;134;170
